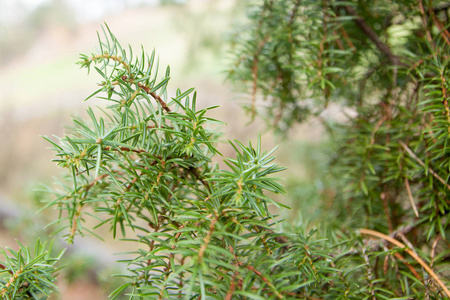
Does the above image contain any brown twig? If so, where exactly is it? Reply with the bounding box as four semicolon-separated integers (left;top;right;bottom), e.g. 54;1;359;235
439;70;450;133
242;264;283;299
138;83;171;113
404;177;419;217
428;0;450;45
248;0;273;119
380;191;393;233
69;173;109;242
225;245;239;300
227;244;283;299
361;248;376;299
370;115;387;145
120;75;171;112
224;271;238;300
339;26;356;52
398;141;450;191
0;263;12;275
104;145;210;196
377;103;394;232
430;235;440;268
333;30;345;50
197;215;219;263
0;266;24;297
250;38;269;118
89;54;172;113
158;224;186;300
187;166;211;193
89;54;130;73
318;0;331;100
343;6;407;67
103;145;147;154
360;228;450;297
419;0;434;44
393;252;422;281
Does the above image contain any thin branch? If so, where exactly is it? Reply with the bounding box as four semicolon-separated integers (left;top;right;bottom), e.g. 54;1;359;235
103;145;210;194
88;56;172;113
187;166;211;193
197;215;218;262
318;0;331;100
398;141;450;191
419;0;434;44
250;37;270;118
404;177;419;217
339;26;356;52
333;30;345;50
430;235;440;268
69;201;84;242
225;245;239;300
103;145;147;154
392;252;422;281
439;69;450;133
428;0;450;45
360;228;450;298
0;263;13;275
139;83;171;113
0;266;24;297
88;54;130;73
362;248;376;299
158;224;185;300
343;6;407;67
69;173;108;242
242;264;283;299
381;190;393;233
120;75;171;112
224;272;238;300
228;245;284;299
248;0;275;118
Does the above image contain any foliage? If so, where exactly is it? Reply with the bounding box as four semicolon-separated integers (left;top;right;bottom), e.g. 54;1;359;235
37;25;346;299
7;0;450;297
0;240;63;300
229;0;450;298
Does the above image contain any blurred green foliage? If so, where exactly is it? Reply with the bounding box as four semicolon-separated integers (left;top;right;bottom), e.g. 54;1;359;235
228;0;450;298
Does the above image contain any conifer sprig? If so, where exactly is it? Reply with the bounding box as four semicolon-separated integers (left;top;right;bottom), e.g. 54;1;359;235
42;25;324;299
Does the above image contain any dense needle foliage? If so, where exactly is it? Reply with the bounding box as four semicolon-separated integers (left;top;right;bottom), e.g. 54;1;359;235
39;26;340;299
3;0;450;297
228;0;450;298
0;240;63;300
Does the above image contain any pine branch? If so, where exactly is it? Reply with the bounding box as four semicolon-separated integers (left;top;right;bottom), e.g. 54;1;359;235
360;229;450;298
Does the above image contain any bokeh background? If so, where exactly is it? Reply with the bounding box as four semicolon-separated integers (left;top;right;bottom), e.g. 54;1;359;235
0;0;327;298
